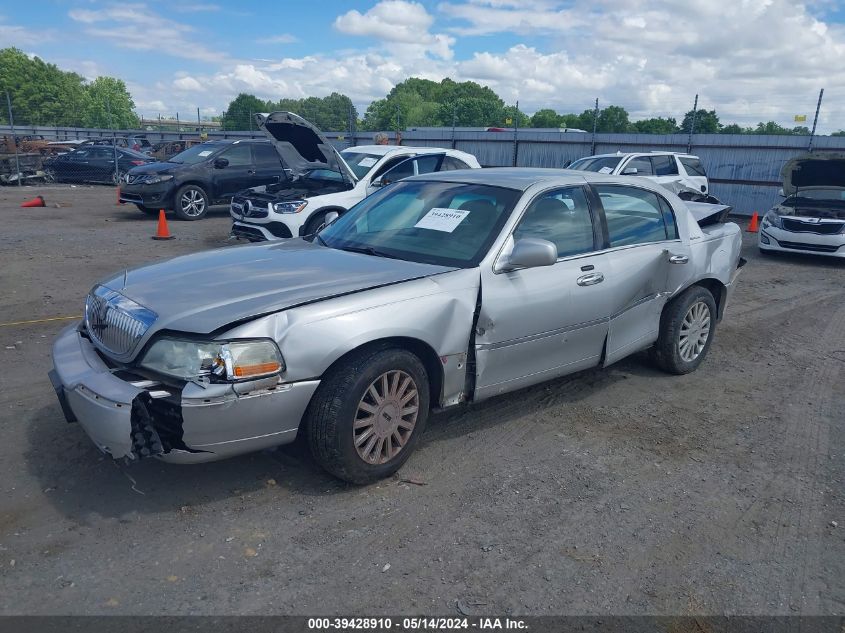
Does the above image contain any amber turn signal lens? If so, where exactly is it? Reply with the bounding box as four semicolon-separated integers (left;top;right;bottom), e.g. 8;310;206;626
233;362;282;378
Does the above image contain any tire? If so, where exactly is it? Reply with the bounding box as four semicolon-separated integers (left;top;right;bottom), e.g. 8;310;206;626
652;285;717;375
135;204;158;216
303;211;328;236
111;170;126;186
174;184;209;220
307;346;430;484
43;167;56;184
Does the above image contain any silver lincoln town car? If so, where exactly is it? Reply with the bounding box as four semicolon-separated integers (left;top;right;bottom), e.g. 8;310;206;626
50;167;744;483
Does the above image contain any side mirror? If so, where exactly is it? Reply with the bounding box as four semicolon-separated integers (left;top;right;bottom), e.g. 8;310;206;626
324;210;339;225
213;157;229;169
501;238;557;271
622;167;638;175
371;177;387;188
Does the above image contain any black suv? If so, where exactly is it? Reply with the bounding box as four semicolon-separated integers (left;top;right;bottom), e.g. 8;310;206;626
119;139;283;220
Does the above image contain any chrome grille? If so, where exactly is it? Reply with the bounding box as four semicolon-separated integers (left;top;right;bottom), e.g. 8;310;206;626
85;286;157;357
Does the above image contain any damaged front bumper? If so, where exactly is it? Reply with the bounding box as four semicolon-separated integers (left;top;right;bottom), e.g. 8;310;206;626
49;324;320;463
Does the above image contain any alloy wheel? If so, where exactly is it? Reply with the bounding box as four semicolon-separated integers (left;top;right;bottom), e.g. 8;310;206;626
180;189;206;217
678;300;711;362
353;370;419;465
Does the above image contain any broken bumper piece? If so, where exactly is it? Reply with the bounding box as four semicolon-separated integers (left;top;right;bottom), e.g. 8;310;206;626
49;325;320;464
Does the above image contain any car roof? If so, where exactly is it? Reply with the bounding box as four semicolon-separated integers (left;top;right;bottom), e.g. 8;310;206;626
579;151;698;159
406;166;688;192
346;145;468;157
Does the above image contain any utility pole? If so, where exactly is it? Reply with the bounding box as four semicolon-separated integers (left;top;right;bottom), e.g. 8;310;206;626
808;88;824;153
5;90;21;187
687;93;699;154
106;97;119;186
590;98;599;155
451;103;457;150
512;100;520;167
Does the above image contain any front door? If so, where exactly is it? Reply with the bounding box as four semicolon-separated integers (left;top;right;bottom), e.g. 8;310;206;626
213;143;255;198
250;143;284;188
475;186;612;400
592;184;686;365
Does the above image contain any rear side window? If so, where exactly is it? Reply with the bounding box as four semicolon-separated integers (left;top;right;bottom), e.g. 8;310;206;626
253;144;282;167
595;185;673;247
651;155;679;176
442;156;471;171
680;157;707;177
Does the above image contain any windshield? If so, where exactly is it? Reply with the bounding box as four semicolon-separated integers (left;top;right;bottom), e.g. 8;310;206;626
786;189;845;203
318;180;521;268
569;156;623;173
340;151;382;179
168;143;224;164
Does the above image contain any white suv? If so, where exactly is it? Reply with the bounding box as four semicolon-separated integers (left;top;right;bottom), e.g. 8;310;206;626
230;112;481;241
569;152;709;196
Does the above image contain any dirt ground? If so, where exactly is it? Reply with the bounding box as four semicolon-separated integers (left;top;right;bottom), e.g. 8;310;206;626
0;184;842;616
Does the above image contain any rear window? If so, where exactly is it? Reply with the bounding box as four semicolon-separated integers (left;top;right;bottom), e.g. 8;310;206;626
679;157;707;177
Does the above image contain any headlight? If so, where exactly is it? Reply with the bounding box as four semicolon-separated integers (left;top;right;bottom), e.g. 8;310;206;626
273;200;307;214
143;174;174;185
763;209;782;229
139;337;284;382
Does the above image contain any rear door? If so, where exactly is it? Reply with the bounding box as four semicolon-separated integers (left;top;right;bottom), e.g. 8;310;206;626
649;154;683;191
212;143;254;197
475;186;612;399
250;143;284;188
86;146;118;182
592;184;688;365
678;156;708;193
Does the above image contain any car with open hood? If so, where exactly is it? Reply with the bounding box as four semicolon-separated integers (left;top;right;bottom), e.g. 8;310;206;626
50;168;743;483
759;153;845;258
119;139;283;219
229;111;481;241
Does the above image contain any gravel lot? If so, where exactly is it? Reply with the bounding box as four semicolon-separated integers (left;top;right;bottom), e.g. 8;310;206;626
0;184;842;616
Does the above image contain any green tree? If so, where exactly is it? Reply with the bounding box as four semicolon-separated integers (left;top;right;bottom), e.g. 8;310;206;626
597;105;630;132
720;123;747;134
681;109;720;134
791;126;810;135
82;77;139;128
752;121;793;135
501;105;529;128
631;117;678;134
222;93;272;130
530;109;562;128
831;130;845;136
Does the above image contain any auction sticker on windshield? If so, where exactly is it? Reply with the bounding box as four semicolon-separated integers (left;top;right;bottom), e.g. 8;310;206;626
359;157;377;168
414;208;470;232
198;150;213;157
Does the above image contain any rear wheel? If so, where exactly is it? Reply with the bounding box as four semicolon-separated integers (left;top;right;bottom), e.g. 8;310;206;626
174;184;209;220
307;346;430;484
652;285;717;375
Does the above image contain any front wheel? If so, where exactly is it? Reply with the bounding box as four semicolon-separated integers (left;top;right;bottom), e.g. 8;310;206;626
174;184;209;220
303;211;328;236
307;347;430;484
135;204;158;216
111;170;126;186
651;285;717;375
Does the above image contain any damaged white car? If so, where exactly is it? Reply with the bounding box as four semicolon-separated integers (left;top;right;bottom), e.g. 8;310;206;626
50;168;744;483
759;153;845;257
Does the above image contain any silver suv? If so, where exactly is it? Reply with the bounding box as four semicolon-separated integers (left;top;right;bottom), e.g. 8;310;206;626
569;152;709;196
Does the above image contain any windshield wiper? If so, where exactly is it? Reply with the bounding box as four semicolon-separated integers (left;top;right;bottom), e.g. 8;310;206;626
337;245;400;260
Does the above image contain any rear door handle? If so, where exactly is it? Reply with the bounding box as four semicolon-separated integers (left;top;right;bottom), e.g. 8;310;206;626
577;272;604;286
669;254;689;264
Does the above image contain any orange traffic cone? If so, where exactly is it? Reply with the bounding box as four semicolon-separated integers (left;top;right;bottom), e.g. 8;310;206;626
747;212;759;233
151;210;175;241
21;195;46;208
116;186;123;205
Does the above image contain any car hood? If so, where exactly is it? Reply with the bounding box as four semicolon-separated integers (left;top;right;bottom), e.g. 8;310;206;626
781;153;845;196
126;161;178;176
256;111;357;184
99;238;455;337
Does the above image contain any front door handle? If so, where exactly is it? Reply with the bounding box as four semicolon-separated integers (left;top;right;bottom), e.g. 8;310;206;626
577;272;604;286
669;254;689;264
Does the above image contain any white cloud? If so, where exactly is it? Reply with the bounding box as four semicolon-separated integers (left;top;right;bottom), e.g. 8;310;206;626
335;1;455;59
69;3;226;63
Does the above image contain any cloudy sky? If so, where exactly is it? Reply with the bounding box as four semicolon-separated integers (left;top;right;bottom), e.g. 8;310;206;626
3;0;845;131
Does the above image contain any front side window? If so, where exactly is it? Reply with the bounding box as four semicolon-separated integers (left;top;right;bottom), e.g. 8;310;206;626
513;187;595;258
219;144;252;167
319;180;521;267
625;156;653;176
595;185;675;247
